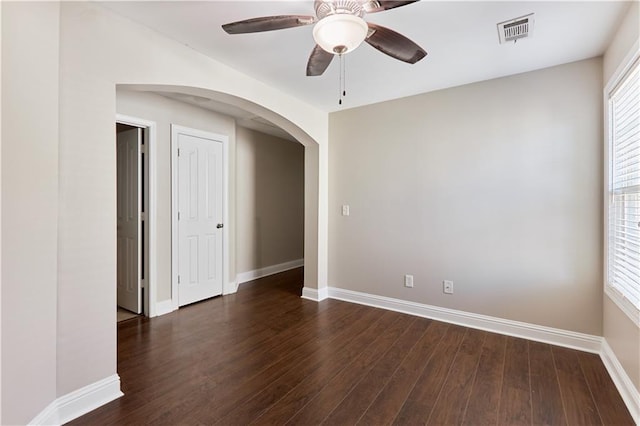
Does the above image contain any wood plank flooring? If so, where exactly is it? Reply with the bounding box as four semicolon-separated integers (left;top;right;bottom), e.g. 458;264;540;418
71;268;633;425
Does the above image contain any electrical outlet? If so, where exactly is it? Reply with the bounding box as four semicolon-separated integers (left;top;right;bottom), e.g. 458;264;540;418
404;274;414;288
443;280;454;294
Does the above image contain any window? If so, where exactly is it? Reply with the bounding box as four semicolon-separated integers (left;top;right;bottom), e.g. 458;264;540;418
606;46;640;324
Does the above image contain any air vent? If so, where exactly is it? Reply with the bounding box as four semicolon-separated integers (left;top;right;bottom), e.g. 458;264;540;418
497;13;534;44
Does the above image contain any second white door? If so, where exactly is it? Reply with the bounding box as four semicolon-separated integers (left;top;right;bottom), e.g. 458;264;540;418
117;127;142;313
177;130;224;306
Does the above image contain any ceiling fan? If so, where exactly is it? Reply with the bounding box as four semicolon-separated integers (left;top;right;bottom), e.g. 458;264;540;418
222;0;427;77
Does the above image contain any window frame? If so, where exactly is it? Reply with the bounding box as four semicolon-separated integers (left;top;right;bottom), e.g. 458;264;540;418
604;40;640;327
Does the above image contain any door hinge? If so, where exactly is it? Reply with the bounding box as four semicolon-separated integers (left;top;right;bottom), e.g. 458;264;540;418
140;212;146;221
140;144;146;154
178;211;181;220
177;148;181;157
140;279;146;289
177;275;181;284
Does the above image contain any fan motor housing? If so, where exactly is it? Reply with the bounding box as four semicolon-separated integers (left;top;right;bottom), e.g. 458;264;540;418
314;0;365;19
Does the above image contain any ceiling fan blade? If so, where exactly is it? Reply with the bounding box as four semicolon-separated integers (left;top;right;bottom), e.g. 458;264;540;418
365;23;427;64
364;1;420;13
306;45;334;76
222;15;315;34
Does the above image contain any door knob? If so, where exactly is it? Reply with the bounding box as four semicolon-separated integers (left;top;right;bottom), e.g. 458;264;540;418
217;223;224;229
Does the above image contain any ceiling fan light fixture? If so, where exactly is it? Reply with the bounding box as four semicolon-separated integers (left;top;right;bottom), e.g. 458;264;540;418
312;13;368;55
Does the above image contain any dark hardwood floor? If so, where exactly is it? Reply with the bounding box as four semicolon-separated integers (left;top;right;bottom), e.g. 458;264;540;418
71;268;633;425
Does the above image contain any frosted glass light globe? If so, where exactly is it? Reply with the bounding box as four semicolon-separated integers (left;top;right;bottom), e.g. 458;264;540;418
313;14;368;55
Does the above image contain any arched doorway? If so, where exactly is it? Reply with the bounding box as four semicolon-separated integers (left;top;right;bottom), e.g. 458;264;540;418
116;84;326;314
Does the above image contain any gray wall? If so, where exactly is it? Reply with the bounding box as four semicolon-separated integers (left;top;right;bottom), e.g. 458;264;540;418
236;127;304;274
329;57;603;335
1;2;59;423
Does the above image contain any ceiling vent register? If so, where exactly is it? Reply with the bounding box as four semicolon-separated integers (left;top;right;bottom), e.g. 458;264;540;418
497;13;534;44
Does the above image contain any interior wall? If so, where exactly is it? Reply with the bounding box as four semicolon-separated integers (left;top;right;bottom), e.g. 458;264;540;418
116;90;236;303
1;2;59;423
56;0;327;401
329;57;603;335
236;127;304;274
1;2;3;421
602;0;640;392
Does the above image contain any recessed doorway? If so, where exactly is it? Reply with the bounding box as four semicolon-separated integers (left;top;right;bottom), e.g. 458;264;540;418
116;117;155;319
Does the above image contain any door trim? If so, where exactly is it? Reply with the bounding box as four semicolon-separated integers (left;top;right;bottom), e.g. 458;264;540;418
171;124;230;310
116;114;157;317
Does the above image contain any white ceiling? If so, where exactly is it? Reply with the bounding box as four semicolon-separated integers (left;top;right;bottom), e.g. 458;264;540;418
100;1;631;113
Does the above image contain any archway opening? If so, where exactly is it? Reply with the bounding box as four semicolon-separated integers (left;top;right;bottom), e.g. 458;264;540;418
116;84;323;313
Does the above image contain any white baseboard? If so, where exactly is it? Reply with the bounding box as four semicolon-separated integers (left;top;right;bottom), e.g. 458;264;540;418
154;299;176;317
601;340;640;423
223;280;238;295
327;287;602;353
29;374;123;425
162;280;239;312
237;258;304;285
301;286;329;302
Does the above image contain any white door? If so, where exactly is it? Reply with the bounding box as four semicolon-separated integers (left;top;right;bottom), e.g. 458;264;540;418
117;128;142;313
177;132;224;306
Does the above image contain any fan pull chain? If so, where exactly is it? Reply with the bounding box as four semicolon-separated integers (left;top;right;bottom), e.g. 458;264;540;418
338;54;347;106
338;54;343;105
343;53;347;98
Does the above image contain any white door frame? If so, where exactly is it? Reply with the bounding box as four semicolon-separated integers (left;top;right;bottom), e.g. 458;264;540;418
116;114;157;317
171;124;230;310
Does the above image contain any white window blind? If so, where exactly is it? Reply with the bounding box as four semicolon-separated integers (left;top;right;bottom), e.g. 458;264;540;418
608;56;640;311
